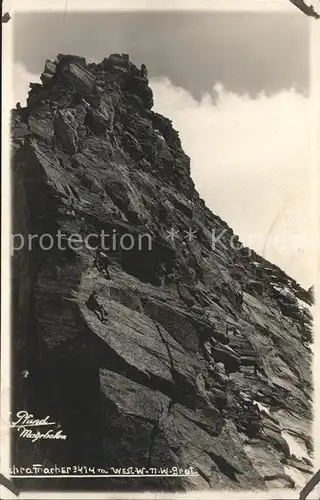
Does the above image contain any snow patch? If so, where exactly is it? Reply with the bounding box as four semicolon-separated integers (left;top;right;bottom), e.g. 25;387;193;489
271;283;313;316
253;400;271;415
296;296;312;314
154;129;166;142
281;430;309;461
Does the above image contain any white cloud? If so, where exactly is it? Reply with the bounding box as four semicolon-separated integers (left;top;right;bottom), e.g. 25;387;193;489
13;62;41;108
151;77;315;287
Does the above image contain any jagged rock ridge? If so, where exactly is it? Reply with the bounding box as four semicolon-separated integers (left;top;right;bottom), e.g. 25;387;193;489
12;53;313;492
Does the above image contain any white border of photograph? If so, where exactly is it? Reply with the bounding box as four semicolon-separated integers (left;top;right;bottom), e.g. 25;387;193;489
1;0;319;498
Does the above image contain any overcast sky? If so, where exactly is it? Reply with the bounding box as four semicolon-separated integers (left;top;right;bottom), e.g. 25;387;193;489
11;4;315;287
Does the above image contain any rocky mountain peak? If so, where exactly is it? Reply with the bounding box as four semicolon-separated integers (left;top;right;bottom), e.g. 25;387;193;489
11;53;313;492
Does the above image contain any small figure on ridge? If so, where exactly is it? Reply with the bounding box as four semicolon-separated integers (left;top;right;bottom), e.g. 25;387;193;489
94;247;112;279
86;290;108;323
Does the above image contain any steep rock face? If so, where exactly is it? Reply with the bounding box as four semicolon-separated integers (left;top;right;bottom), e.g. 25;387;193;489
11;54;313;492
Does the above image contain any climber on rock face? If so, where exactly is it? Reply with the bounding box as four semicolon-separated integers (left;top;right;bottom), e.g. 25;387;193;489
94;247;111;279
86;290;108;323
289;0;320;18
